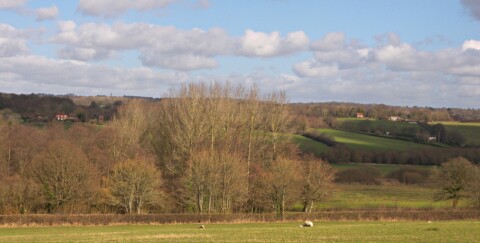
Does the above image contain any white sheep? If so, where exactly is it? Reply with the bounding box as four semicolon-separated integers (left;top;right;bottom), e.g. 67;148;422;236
300;220;313;227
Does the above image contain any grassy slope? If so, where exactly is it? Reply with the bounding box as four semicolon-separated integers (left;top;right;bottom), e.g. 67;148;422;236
432;122;480;146
330;163;432;176
1;221;478;242
318;184;464;210
315;128;432;151
291;134;330;155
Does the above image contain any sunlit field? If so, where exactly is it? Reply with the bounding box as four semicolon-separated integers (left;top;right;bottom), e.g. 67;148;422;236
0;221;478;242
318;184;465;210
432;122;480;146
315;128;432;151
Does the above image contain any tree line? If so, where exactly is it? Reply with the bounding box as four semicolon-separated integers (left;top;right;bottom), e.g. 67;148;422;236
288;102;480;129
0;83;334;219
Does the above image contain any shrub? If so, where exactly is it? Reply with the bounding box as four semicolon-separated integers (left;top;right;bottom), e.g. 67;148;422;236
386;166;431;184
335;166;382;184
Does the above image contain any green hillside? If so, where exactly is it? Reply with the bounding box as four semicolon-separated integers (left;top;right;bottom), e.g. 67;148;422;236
433;122;480;146
291;134;330;155
330;163;432;176
314;128;433;151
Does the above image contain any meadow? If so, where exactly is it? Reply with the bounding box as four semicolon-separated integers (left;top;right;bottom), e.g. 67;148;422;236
318;184;462;210
291;134;330;155
314;128;432;151
0;221;478;242
433;121;480;146
330;163;432;176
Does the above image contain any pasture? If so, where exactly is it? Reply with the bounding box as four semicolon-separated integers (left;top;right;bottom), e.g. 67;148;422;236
0;221;478;242
315;128;432;151
291;134;330;155
434;122;480;146
319;184;464;210
330;163;433;176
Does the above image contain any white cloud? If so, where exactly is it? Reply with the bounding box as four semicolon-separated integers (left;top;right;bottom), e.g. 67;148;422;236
373;43;419;70
0;0;25;9
0;55;188;93
290;32;480;107
0;37;28;57
462;40;480;51
51;22;232;70
51;22;309;70
311;32;345;51
77;0;176;17
140;54;218;70
238;29;309;57
57;47;112;61
35;5;59;21
0;24;29;57
293;59;338;78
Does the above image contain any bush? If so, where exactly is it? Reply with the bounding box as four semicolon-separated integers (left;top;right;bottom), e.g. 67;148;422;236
386;166;431;184
335;166;382;184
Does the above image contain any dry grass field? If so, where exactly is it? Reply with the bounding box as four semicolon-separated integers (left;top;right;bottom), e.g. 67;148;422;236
0;221;478;242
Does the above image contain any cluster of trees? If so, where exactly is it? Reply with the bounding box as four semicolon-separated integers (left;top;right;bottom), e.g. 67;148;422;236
0;83;335;218
434;157;480;208
335;165;432;185
288;102;480;130
322;145;480;165
338;120;467;146
0;93;121;122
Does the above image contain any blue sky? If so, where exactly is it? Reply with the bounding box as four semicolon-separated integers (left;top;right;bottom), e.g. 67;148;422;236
1;0;480;108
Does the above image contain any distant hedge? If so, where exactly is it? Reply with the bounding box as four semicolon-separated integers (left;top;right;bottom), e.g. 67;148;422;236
1;210;479;226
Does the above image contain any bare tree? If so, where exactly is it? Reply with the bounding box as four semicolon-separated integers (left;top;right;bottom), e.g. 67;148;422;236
110;159;162;214
300;156;335;212
264;92;289;162
32;140;98;213
110;99;151;161
266;157;301;220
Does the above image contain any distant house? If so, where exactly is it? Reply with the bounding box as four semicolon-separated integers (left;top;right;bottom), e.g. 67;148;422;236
389;116;402;121
55;114;68;121
98;115;105;124
356;112;364;118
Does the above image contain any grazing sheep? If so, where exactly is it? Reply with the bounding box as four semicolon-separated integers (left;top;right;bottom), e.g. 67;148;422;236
199;224;205;229
301;221;313;227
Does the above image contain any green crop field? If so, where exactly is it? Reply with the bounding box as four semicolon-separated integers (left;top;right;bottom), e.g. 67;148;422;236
315;128;432;151
432;122;480;146
291;134;330;155
0;221;478;242
336;118;422;132
317;184;464;210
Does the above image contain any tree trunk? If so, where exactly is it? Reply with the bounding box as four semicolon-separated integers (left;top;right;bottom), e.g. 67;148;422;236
280;193;285;221
452;198;459;208
302;200;309;213
196;189;203;213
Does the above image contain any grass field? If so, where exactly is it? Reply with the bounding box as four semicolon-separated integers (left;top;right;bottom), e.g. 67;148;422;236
0;221;478;242
291;134;330;155
337;117;417;128
315;128;432;151
318;184;464;210
432;122;480;146
330;163;433;176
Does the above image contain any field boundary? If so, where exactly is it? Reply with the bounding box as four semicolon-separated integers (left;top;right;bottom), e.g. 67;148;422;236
1;210;479;226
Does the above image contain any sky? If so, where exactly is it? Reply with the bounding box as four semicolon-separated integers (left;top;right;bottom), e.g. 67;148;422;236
1;0;480;108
